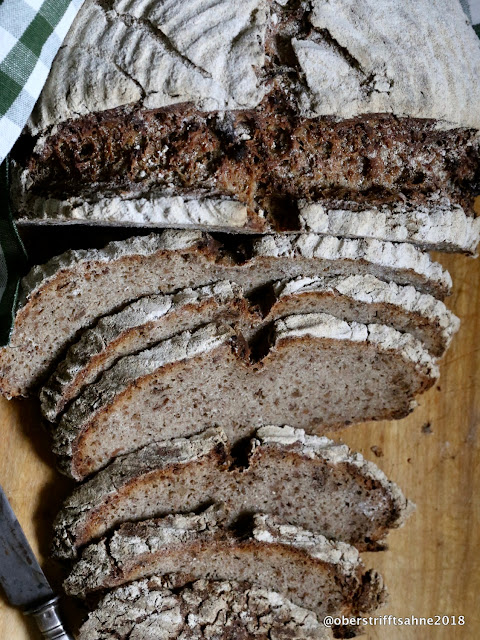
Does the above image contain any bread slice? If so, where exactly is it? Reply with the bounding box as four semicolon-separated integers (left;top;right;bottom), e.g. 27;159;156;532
52;314;438;480
52;425;413;559
265;275;458;358
39;281;255;421
76;577;333;640
64;505;387;625
13;189;480;256
40;270;457;422
0;230;450;398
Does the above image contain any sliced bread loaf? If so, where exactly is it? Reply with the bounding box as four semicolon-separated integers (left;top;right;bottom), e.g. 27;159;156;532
53;314;438;480
0;230;450;398
40;271;457;422
76;577;333;640
64;505;387;626
52;425;413;559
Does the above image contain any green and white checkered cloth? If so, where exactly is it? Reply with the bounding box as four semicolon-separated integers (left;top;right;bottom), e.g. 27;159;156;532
462;0;480;37
0;0;479;345
0;0;84;162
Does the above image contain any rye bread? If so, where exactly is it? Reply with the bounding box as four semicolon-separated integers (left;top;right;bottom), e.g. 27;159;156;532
63;505;388;626
52;314;438;480
39;281;255;421
12;0;480;225
52;425;413;559
12;130;480;246
24;0;480;133
76;577;333;640
0;230;450;398
40;272;457;422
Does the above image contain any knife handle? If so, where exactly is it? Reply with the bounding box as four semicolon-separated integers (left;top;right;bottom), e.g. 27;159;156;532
25;596;74;640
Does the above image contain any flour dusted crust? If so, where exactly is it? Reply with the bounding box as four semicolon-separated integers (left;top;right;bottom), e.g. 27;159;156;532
28;0;480;133
298;199;480;255
14;193;267;233
52;425;412;558
274;313;438;378
28;0;268;134
252;513;360;573
14;193;480;255
254;234;452;298
77;577;332;640
273;274;459;354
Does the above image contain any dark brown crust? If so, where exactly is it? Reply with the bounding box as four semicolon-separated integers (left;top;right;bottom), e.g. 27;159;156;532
13;100;480;224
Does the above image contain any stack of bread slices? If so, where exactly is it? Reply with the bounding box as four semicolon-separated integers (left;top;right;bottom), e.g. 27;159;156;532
2;0;479;637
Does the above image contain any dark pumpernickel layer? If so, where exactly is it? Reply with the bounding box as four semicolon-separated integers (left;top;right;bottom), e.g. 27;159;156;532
13;100;480;226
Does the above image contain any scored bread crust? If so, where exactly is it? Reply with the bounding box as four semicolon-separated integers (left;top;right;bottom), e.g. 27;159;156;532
0;230;450;398
76;577;333;640
64;505;388;624
40;271;457;422
27;0;480;133
52;314;438;480
52;425;414;559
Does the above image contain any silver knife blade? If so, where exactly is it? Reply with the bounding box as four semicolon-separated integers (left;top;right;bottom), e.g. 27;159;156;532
0;484;54;608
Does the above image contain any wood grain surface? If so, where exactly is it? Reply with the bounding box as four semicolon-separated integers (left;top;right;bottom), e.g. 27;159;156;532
0;249;478;639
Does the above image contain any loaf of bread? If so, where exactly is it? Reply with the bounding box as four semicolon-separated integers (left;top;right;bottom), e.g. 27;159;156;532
11;0;480;237
6;1;477;635
52;425;413;559
52;315;438;479
0;230;449;398
76;577;333;640
64;505;387;624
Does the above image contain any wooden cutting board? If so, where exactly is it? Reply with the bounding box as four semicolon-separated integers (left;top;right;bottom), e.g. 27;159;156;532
0;250;478;639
